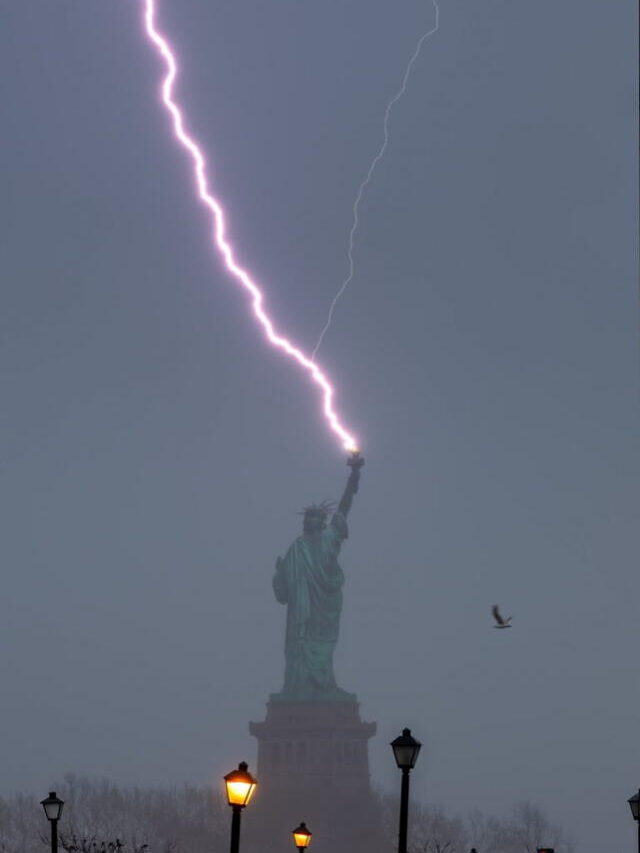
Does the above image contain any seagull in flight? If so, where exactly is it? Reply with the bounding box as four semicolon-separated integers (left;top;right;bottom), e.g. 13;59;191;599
492;605;512;629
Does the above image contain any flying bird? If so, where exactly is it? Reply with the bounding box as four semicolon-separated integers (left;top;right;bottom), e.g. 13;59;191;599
492;605;512;629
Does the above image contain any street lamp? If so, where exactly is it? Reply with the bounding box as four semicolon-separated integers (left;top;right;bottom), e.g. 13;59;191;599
224;762;257;853
390;728;422;853
40;791;64;853
292;822;312;853
627;790;640;853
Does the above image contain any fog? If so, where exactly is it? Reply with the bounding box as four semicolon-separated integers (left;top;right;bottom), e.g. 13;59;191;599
1;2;638;853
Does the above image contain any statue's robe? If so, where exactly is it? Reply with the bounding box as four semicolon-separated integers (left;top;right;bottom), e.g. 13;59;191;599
272;513;349;700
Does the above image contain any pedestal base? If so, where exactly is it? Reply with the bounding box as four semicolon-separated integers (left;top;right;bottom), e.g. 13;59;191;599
246;700;386;853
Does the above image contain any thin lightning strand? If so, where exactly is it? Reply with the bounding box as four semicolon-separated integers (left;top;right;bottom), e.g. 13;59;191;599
141;0;358;453
312;0;440;361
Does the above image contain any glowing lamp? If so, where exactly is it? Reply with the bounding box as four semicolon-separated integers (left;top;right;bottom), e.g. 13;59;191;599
292;823;312;851
390;728;422;770
40;792;64;823
224;762;257;808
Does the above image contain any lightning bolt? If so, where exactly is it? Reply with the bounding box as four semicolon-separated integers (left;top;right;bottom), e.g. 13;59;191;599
141;0;358;454
312;0;440;361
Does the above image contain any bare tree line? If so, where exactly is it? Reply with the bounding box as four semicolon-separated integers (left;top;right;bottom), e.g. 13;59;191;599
378;796;573;853
0;776;572;853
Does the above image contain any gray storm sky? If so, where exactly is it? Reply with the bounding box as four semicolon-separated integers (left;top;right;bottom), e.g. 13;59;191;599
1;1;638;852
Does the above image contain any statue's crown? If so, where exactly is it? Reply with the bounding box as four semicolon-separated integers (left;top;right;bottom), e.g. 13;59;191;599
299;500;334;518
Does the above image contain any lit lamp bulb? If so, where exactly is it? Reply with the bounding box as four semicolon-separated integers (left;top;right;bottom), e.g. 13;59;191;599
224;762;257;808
292;823;312;852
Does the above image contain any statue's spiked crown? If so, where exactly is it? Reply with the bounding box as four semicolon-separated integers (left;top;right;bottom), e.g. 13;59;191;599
299;500;335;520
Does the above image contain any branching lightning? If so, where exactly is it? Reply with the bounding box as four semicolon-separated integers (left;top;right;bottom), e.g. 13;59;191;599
312;0;440;361
141;0;358;453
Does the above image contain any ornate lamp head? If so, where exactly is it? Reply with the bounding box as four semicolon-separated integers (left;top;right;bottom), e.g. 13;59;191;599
292;823;312;851
224;762;257;808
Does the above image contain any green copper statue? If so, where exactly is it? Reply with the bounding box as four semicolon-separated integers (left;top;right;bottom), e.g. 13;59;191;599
272;451;365;702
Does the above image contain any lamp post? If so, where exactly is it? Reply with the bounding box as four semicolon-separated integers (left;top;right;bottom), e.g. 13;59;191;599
292;822;312;853
224;762;257;853
40;791;64;853
390;728;422;853
627;790;640;853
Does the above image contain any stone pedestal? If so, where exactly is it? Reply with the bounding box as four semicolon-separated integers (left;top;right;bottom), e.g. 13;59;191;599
250;700;376;790
246;700;386;853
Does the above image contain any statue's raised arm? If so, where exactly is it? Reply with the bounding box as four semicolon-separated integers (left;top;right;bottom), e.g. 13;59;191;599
336;451;365;519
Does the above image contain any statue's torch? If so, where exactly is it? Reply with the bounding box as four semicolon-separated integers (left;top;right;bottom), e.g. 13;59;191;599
347;449;364;471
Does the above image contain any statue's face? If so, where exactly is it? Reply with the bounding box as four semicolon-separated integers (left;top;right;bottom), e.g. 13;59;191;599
303;512;326;536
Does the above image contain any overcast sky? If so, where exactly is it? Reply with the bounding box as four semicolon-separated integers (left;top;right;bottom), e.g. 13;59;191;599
1;1;638;852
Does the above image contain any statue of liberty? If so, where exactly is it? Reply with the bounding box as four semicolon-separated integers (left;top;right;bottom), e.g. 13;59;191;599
272;452;365;701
